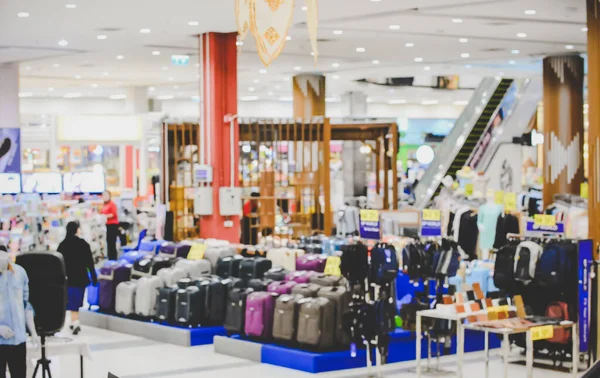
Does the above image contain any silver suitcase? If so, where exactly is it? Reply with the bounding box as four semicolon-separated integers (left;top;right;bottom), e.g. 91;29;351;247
175;259;211;278
135;276;163;317
157;267;187;287
205;247;235;272
115;281;137;316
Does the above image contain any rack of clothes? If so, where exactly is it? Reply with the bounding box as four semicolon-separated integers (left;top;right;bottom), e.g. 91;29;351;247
544;194;588;240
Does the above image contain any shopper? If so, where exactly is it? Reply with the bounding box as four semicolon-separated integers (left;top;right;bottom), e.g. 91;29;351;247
101;190;119;260
57;221;98;335
241;192;260;245
0;246;40;378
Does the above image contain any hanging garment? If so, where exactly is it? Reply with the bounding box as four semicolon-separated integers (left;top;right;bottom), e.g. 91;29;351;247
493;213;520;249
476;203;503;251
457;210;479;260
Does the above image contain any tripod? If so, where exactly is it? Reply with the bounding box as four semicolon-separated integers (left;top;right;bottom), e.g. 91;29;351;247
32;335;52;378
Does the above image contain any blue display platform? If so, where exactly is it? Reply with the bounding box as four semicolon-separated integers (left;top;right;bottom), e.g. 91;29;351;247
214;328;501;374
80;309;227;347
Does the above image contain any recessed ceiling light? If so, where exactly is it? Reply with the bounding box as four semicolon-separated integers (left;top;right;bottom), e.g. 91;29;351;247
283;77;290;81
294;66;302;71
310;52;315;56
17;12;30;18
168;77;174;81
371;0;382;2
116;55;124;60
157;95;174;100
259;69;267;74
582;27;589;32
509;60;516;65
148;87;155;91
511;49;520;54
253;79;260;84
52;64;60;68
356;47;366;52
19;92;33;98
465;64;472;68
461;53;470;58
389;25;400;30
236;41;244;46
58;39;68;46
241;96;259;101
91;83;98;88
414;57;424;62
103;72;109;76
286;35;292;41
152;50;161;56
565;44;574;50
64;93;82;98
332;74;340;80
268;92;274;96
517;32;527;38
454;100;469;106
302;6;307;11
452;18;463;23
459;38;468;43
333;30;343;35
140;28;151;34
188;21;199;26
74;74;81;79
97;34;107;40
173;85;179;89
372;60;380;64
248;87;256;92
424;66;431;71
275;85;281;89
162;66;168;71
48;87;54;92
388;99;407;105
332;62;340;68
366;98;373;103
405;42;414;48
524;9;536;15
109;94;127;100
65;4;77;9
421;100;439;105
24;66;32;71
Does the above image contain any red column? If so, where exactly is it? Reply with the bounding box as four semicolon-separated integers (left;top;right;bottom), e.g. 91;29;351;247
199;32;240;242
124;145;134;189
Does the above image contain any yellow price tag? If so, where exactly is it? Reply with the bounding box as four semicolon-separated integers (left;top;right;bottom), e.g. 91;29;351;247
497;305;509;316
494;191;504;205
531;325;554;341
504;192;517;211
534;214;556;227
187;243;207;260
360;209;380;223
581;183;589;199
422;209;441;222
324;256;342;277
465;183;473;196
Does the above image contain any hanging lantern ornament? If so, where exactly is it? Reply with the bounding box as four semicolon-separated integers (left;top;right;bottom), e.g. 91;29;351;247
235;0;319;67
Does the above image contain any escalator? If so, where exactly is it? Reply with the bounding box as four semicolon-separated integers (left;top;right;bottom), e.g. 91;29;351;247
413;78;515;208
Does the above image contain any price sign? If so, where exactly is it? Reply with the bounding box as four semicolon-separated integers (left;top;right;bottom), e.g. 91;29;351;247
581;183;589;199
422;209;441;221
531;325;554;341
187;243;206;260
324;256;341;276
534;214;556;227
494;191;504;205
465;183;474;196
359;210;380;240
421;209;442;237
504;192;517;211
360;209;379;222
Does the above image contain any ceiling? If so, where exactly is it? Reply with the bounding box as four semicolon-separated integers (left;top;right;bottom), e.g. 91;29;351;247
0;0;587;106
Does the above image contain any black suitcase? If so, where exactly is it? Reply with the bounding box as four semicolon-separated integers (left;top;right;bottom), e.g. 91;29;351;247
156;285;178;323
222;277;245;290
152;256;173;275
239;257;272;280
133;257;154;278
177;278;193;289
175;286;203;326
248;278;272;292
216;255;244;278
264;267;288;281
224;287;253;333
196;276;227;325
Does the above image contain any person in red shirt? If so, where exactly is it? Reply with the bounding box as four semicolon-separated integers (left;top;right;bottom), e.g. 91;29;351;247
241;192;260;245
101;190;119;260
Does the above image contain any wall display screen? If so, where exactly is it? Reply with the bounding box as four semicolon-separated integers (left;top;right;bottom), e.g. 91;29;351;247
22;172;63;194
0;173;22;194
63;172;106;194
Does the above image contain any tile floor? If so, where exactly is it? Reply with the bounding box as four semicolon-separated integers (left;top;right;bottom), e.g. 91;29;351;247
22;325;584;378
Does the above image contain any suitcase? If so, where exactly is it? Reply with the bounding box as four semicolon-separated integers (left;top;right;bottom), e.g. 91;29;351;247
177;278;194;289
175;259;211;278
239;258;273;280
115;281;137;316
205;246;235;272
175;286;203;326
317;286;351;346
296;255;327;272
267;281;297;295
196;276;227;325
99;262;132;312
272;294;303;341
216;255;244;278
296;297;335;349
152;256;175;274
135;276;163;317
264;267;289;281
266;248;302;271
174;243;193;259
158;242;177;257
87;283;99;309
157;267;187;287
310;273;344;287
285;271;314;284
244;291;277;338
248;278;272;292
224;287;253;333
223;277;245;290
139;239;163;254
291;283;321;298
156;285;179;323
132;257;154;279
120;250;153;264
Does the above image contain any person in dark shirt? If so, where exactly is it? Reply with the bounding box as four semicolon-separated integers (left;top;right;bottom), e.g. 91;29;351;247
57;221;97;335
241;192;260;245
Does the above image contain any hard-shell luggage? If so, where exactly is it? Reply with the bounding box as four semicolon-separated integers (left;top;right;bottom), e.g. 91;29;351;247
296;297;335;349
158;242;177;257
175;286;203;326
177;278;194;289
174;243;193;259
115;281;137;316
224;287;253;333
267;280;297;295
264;267;289;281
135;276;163;317
152;256;174;275
120;250;153;265
248;279;271;292
157;267;187;287
139;239;163;254
239;258;273;280
132;256;153;278
223;277;245;290
156;285;179;323
296;255;326;273
196;276;227;325
266;248;303;271
244;291;277;338
291;283;321;297
175;259;211;278
317;286;351;346
310;273;344;287
272;294;303;341
87;283;99;309
99;262;132;312
205;246;235;272
285;270;314;284
216;255;244;278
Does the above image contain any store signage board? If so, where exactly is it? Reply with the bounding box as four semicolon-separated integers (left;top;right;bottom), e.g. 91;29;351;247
194;165;213;184
494;191;504;205
421;209;442;237
359;209;380;240
171;55;190;66
578;239;593;352
504;192;517;211
525;219;564;234
324;256;342;276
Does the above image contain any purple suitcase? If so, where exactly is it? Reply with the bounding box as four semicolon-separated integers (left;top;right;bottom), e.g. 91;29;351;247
295;255;327;273
159;242;177;257
99;262;132;312
284;271;314;284
267;281;297;295
244;291;276;338
175;243;192;259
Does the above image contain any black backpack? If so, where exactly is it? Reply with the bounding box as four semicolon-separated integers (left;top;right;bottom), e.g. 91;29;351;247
493;244;517;290
535;243;571;287
402;243;425;281
370;243;399;284
341;243;369;284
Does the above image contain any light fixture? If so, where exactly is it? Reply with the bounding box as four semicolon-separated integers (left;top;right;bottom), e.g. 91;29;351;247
259;69;268;74
236;41;244;46
565;45;574;50
582;27;589;32
453;100;469;106
103;72;109;76
173;85;179;89
188;21;199;26
405;42;414;47
517;32;527;38
65;4;77;9
310;52;315;56
91;83;98;88
332;62;340;68
452;18;463;23
17;12;30;18
332;74;340;79
465;64;472;68
509;60;516;64
64;93;82;98
421;100;439;105
58;39;68;46
109;94;127;100
511;49;520;54
459;38;468;43
275;85;281;89
366;98;373;103
168;77;174;81
294;66;302;71
97;34;107;40
359;144;372;154
414;57;424;62
389;25;400;30
152;50;161;56
52;64;60;68
325;97;339;103
372;60;380;64
524;9;536;15
253;79;260;84
416;145;435;165
156;95;175;100
286;35;292;41
19;92;33;98
388;99;407;104
48;87;54;92
461;53;470;58
424;66;431;71
140;28;151;34
24;66;31;71
248;87;256;92
148;87;155;91
116;55;124;60
356;47;366;52
268;92;274;96
279;96;293;102
74;74;81;79
302;5;307;11
162;66;168;71
333;30;343;35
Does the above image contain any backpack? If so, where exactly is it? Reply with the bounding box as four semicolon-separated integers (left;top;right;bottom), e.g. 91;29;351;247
494;244;517;290
340;243;369;284
371;243;399;284
402;243;425;281
514;241;543;284
545;301;571;344
435;242;460;278
535;243;570;287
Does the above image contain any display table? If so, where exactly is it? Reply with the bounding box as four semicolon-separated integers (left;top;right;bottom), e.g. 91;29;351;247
27;337;92;378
